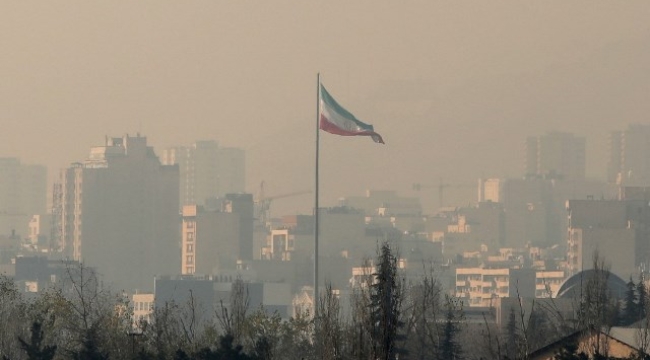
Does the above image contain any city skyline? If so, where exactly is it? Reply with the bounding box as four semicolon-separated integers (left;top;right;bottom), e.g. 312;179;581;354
2;1;650;215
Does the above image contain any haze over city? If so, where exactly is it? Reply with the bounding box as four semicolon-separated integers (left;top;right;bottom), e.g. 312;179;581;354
2;1;650;214
3;2;650;359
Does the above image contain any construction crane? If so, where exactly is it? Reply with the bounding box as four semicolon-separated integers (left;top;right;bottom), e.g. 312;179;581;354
255;181;311;228
413;178;475;209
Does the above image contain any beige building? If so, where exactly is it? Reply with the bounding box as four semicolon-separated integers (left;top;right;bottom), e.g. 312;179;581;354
27;214;49;246
535;270;565;298
58;135;179;292
530;327;649;360
181;205;242;275
132;292;154;327
455;267;536;307
261;228;295;261
478;178;503;203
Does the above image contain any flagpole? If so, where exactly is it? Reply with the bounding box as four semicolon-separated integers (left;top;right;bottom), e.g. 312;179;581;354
314;73;321;314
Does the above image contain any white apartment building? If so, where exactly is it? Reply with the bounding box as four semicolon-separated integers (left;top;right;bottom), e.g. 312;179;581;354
455;267;536;307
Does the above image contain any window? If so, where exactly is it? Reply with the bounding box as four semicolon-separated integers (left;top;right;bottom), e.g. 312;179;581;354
187;232;194;241
187;244;194;253
186;255;194;265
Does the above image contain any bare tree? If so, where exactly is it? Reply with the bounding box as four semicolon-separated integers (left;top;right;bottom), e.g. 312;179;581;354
314;282;343;360
217;277;250;345
403;264;443;360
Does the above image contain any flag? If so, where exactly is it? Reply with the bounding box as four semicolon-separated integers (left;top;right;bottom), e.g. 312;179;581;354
319;84;385;144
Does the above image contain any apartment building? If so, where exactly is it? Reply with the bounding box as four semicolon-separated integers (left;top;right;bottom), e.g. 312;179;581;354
58;134;179;292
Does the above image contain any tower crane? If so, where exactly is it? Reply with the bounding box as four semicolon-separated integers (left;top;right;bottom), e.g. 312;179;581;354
413;178;476;209
255;181;311;228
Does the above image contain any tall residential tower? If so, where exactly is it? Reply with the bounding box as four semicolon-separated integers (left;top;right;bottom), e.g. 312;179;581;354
58;134;179;291
162;141;245;208
608;124;650;186
525;132;585;181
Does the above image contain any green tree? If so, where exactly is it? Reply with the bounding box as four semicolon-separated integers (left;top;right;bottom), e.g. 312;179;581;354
16;321;57;360
70;325;109;360
438;295;463;360
369;242;404;360
638;276;647;321
624;277;638;325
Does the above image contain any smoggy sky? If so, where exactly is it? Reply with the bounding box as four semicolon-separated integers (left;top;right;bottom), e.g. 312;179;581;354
1;1;649;214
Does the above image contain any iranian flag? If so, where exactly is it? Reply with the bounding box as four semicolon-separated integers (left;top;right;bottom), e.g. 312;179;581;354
319;84;385;144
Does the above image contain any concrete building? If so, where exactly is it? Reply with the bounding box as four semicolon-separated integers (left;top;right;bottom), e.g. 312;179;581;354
58;134;179;292
181;194;254;275
567;194;650;279
478;178;503;203
608;124;650;186
223;193;254;261
0;158;47;238
162;141;245;207
535;270;565;298
502;178;555;247
566;190;650;279
132;292;154;326
455;267;536;307
261;228;295;261
181;205;240;275
525;131;586;181
154;275;293;322
27;214;49;246
217;147;246;198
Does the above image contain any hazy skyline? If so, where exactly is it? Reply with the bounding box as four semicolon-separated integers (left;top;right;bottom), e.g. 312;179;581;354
2;1;649;214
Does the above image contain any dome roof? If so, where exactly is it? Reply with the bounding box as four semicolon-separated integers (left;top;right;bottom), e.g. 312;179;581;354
556;269;627;299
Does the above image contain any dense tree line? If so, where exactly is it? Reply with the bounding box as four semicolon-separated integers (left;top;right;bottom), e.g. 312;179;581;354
1;249;650;360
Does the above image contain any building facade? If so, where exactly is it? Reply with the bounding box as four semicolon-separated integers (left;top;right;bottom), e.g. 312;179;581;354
58;134;179;292
608;124;650;186
0;157;47;238
566;191;650;279
525;132;586;181
181;205;241;275
162;141;245;208
455;267;536;307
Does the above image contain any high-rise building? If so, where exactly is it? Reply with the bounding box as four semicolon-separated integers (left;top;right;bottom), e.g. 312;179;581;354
223;193;254;261
217;147;246;197
58;134;179;292
525;132;586;181
566;188;650;279
0;158;47;237
607;124;650;186
162;141;245;208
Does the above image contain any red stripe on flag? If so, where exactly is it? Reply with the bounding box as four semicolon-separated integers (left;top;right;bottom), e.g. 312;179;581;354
320;115;384;143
